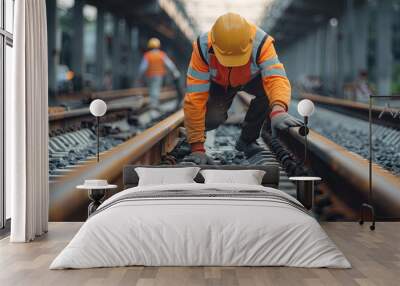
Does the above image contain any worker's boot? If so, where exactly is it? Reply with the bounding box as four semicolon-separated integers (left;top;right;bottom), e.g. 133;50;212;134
235;137;264;158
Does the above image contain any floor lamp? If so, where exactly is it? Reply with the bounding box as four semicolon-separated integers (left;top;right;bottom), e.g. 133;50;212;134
289;99;319;211
89;99;107;162
360;95;378;231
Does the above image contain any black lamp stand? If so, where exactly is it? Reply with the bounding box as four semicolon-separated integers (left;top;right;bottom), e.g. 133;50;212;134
96;116;100;162
359;95;375;231
298;116;309;165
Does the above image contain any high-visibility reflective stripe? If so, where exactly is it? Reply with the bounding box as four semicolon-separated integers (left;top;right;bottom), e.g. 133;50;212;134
252;28;267;60
262;68;287;78
259;56;280;69
187;66;209;80
250;28;268;76
186;83;210;93
199;32;209;64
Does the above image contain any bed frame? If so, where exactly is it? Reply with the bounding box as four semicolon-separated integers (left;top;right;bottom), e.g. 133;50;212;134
123;165;280;189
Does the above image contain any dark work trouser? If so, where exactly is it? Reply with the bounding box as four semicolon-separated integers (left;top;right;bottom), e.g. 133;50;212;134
205;75;269;143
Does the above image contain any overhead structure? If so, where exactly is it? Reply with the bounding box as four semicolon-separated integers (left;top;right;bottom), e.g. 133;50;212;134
262;0;293;34
261;0;347;48
180;0;275;33
159;0;197;41
85;0;197;49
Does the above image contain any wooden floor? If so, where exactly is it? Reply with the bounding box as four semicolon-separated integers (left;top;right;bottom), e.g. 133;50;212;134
0;222;399;286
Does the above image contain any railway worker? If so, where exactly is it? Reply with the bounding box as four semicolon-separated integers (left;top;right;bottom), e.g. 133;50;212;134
183;13;302;164
137;37;181;109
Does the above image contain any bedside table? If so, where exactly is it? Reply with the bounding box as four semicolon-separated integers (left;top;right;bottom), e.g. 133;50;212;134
77;184;117;217
289;176;321;210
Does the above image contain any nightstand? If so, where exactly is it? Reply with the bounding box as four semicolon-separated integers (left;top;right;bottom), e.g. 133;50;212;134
289;176;321;210
77;181;117;217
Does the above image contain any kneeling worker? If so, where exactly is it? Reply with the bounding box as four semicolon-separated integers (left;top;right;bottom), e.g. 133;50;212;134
137;38;181;109
183;13;302;164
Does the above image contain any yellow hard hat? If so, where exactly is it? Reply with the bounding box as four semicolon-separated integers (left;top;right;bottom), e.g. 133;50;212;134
148;37;161;49
211;13;253;67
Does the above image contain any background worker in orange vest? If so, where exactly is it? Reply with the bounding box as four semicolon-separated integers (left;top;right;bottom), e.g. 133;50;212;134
183;13;302;165
137;38;181;109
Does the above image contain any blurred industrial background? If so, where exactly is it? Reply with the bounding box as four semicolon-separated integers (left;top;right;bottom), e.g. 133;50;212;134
46;0;194;105
46;0;400;103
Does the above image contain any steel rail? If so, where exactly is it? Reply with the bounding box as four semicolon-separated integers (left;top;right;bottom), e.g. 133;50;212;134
49;110;184;221
49;99;141;121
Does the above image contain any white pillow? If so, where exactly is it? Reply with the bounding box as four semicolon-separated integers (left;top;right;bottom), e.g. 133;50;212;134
200;169;266;185
135;167;200;186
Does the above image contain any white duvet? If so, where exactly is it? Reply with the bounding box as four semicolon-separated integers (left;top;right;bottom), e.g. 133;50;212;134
50;183;351;269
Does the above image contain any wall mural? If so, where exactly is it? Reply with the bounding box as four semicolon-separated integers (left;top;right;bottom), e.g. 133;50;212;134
47;1;400;224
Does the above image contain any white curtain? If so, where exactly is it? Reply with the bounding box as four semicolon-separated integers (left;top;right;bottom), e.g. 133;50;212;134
8;0;49;242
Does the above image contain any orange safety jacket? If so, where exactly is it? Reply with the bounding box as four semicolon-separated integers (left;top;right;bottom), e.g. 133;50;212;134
184;24;291;144
143;49;167;77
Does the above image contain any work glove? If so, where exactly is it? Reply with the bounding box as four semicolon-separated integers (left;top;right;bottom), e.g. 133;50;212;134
271;111;303;137
182;152;215;165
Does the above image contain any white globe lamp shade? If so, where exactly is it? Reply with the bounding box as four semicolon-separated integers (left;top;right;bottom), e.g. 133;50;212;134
329;18;338;27
89;99;107;117
297;99;315;117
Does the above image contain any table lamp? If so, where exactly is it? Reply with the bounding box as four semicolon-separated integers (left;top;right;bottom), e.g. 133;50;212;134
297;99;315;164
89;99;107;162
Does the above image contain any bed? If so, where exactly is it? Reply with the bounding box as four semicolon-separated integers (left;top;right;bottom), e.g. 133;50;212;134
50;165;350;269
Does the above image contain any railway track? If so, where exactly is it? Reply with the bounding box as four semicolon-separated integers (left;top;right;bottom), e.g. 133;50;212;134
49;100;177;177
298;93;400;176
49;87;179;179
49;92;400;222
